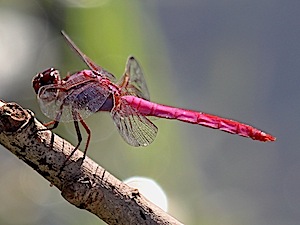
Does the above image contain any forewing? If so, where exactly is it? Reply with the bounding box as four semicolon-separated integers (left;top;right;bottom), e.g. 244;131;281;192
61;31;116;81
111;99;157;147
38;82;110;122
118;56;150;100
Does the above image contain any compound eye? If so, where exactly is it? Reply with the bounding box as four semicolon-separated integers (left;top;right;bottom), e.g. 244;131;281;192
32;68;61;94
41;68;61;84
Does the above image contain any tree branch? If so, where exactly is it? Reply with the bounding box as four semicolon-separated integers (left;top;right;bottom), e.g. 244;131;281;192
0;100;182;225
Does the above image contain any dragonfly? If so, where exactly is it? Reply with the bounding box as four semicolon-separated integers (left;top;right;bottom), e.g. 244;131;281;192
32;31;276;161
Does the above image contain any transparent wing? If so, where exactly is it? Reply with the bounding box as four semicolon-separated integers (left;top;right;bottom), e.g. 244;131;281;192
37;81;110;122
61;30;116;81
118;56;150;100
111;98;158;146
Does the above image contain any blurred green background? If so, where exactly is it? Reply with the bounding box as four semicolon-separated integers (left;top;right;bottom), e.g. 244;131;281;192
0;0;297;224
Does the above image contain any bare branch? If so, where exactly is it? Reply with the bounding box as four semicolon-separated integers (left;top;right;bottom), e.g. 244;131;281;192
0;100;182;225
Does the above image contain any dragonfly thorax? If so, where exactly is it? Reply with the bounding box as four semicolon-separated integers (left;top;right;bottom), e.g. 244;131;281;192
33;68;61;94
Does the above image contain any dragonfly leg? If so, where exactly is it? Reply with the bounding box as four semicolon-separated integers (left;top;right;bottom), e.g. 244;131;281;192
42;120;59;130
30;120;60;139
59;118;90;176
35;109;62;134
63;120;82;163
58;120;82;177
79;118;91;160
67;117;91;161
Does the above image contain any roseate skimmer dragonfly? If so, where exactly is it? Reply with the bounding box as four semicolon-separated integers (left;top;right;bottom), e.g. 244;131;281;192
33;31;275;160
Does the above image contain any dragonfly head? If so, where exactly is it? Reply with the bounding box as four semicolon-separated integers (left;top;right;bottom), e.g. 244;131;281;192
32;68;61;94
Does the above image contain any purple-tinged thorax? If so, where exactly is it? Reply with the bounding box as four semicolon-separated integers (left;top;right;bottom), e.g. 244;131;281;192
63;70;115;112
34;68;116;112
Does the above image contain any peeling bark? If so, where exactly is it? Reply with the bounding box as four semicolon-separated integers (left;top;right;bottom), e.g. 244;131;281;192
0;100;182;225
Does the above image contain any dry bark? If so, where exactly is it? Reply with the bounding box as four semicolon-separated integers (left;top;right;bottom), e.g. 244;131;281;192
0;100;182;225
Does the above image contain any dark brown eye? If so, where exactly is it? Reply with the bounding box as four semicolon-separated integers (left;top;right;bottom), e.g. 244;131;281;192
32;68;61;94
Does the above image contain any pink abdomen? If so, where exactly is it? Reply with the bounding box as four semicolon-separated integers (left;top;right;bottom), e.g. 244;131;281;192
122;95;276;142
